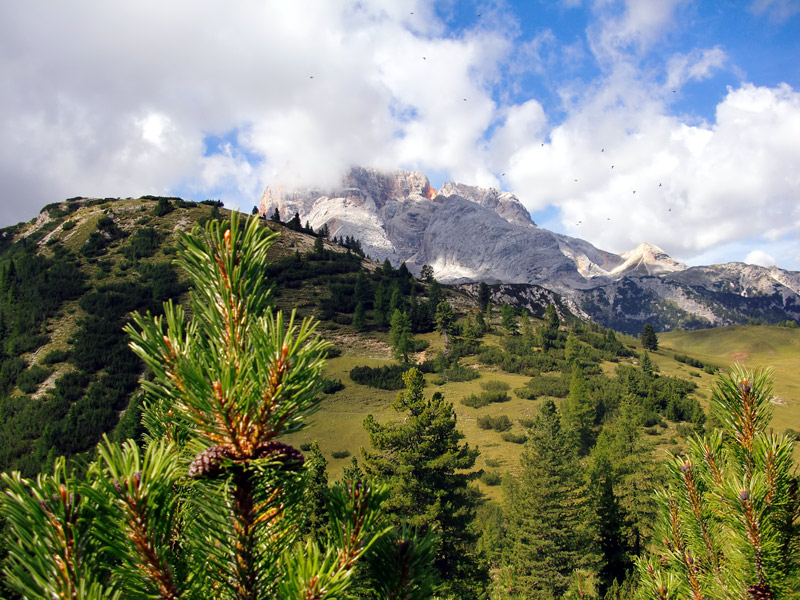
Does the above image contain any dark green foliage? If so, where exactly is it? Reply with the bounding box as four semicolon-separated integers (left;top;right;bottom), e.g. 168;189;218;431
639;323;658;351
461;389;511;408
514;372;571;399
151;197;174;216
539;303;561;350
588;398;656;594
40;349;70;365
363;368;489;598
504;398;597;597
420;264;434;283
501;431;527;444
477;282;490;311
435;363;480;383
477;414;513;432
481;380;510;392
81;216;127;257
365;522;441;600
331;450;351;459
481;470;502;486
16;364;52;394
121;227;163;260
320;377;345;394
501;302;519;335
350;364;414;390
639;366;800;597
389;309;414;363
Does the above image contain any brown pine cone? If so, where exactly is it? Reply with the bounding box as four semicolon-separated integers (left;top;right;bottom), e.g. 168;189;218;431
747;581;773;600
253;441;304;469
188;445;236;479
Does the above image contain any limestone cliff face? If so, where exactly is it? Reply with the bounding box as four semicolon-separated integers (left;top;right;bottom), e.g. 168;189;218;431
260;166;628;286
260;166;800;332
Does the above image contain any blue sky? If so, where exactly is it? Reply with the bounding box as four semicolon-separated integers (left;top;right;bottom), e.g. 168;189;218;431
1;0;799;269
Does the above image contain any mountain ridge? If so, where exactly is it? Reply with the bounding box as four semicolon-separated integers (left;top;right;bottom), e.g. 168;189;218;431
260;166;800;333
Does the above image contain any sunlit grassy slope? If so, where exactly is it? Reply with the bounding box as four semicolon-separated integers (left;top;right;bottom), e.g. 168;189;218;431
285;324;800;500
659;325;800;434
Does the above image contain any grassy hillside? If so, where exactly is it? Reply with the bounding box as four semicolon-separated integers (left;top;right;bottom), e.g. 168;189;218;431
2;196;799;501
659;325;800;434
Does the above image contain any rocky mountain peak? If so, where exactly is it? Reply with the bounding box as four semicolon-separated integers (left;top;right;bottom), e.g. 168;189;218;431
610;242;687;277
438;181;535;228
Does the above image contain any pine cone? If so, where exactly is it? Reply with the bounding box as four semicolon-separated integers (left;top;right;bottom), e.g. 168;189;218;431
747;581;773;600
188;445;236;479
253;441;304;469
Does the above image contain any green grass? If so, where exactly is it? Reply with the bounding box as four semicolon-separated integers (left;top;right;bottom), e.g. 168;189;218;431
286;324;800;499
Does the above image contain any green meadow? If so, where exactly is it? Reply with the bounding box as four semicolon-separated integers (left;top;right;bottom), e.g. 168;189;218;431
286;323;800;498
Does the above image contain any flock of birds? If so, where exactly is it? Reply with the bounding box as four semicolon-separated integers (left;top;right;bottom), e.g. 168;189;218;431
307;10;674;230
564;147;673;227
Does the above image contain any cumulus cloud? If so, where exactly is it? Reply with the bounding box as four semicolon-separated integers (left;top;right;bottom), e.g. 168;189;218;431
0;0;798;271
745;250;777;267
505;82;800;260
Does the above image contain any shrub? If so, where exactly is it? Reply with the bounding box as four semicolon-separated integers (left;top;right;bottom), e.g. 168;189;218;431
17;365;53;394
501;431;527;444
440;364;480;382
331;449;351;459
477;415;494;430
152;197;174;216
461;394;489;409
40;349;70;365
784;428;800;441
480;471;502;486
518;418;535;429
320;377;345;394
480;380;510;392
481;390;510;404
477;415;513;432
484;458;503;468
491;415;513;432
349;364;412;390
516;374;570;399
61;220;76;231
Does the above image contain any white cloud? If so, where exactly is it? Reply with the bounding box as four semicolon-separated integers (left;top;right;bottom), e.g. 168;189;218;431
745;249;777;267
0;0;798;272
505;82;800;262
750;0;800;22
665;46;727;91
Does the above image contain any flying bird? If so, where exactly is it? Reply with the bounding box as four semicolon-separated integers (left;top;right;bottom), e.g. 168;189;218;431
611;165;614;169
601;148;604;152
659;183;662;187
633;191;636;194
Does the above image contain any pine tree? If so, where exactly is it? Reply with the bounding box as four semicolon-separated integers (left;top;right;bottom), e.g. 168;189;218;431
389;309;414;363
505;398;597;598
562;366;597;454
638;366;800;598
640;323;658;351
500;303;519;335
435;300;456;347
640;351;654;376
0;217;414;600
353;302;366;332
539;303;560;350
362;368;489;599
587;398;657;593
478;281;490;312
270;207;281;222
420;264;434;283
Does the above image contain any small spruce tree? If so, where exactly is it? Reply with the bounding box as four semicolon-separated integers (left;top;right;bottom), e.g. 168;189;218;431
640;323;658;351
362;368;489;599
